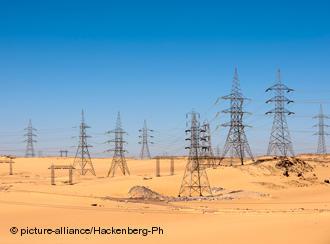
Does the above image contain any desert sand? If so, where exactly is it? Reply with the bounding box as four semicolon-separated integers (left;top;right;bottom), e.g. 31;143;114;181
0;155;330;244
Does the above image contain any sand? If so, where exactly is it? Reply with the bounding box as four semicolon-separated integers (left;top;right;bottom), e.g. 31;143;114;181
0;155;330;244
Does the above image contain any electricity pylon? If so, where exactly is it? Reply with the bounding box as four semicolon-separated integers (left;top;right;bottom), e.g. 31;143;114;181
24;119;37;157
107;112;130;177
139;120;154;159
221;68;254;165
178;111;212;197
201;121;216;167
73;110;96;176
313;104;329;154
266;69;295;157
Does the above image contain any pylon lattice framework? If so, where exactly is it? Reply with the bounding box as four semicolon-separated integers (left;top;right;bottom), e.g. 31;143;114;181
139;120;154;159
24;119;37;157
266;69;295;157
313;104;329;154
73;110;96;176
221;68;254;165
178;111;212;197
200;121;216;167
107;112;130;177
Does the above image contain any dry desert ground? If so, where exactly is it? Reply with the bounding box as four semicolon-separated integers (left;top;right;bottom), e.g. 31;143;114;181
0;155;330;244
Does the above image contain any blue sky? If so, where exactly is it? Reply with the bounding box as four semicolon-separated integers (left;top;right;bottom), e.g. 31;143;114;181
0;0;330;157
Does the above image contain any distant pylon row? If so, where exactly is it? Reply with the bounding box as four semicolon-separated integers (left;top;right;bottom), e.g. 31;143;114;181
22;68;329;165
71;112;156;177
217;68;318;165
72;111;130;177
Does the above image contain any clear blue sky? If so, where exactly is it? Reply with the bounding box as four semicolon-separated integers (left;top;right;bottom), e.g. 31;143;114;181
1;0;330;157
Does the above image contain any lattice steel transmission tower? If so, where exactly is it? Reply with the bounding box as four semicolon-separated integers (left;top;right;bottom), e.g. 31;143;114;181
201;121;216;167
24;120;37;157
313;104;329;154
266;69;295;157
107;112;130;177
221;68;254;165
139;120;154;159
73;110;96;176
178;111;212;197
